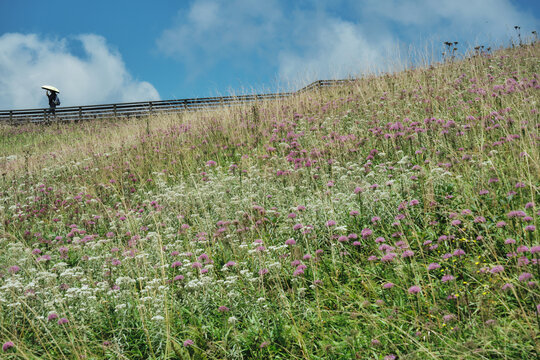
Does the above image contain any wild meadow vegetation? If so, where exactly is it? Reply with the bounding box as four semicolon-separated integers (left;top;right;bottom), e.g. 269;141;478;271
0;42;538;359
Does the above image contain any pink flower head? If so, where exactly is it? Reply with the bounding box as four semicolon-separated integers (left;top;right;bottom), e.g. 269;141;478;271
37;254;51;262
58;318;69;325
198;253;209;261
408;286;421;294
382;282;395;289
48;313;58;321
441;275;455;282
507;210;526;218
501;283;514;291
381;253;397;262
443;314;456;322
361;228;373;239
453;248;466;257
402;250;414;258
293;268;305;276
290;260;301;267
496;221;507;228
218;306;230;312
428;263;441;271
326;220;336;227
183;339;194;347
519;272;533;282
285;238;296;246
2;342;14;352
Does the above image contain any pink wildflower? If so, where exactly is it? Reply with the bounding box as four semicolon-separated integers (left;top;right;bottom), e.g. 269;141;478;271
2;342;14;352
183;339;194;347
285;238;296;246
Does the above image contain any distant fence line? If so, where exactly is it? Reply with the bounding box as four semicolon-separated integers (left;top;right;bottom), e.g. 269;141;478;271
0;80;353;125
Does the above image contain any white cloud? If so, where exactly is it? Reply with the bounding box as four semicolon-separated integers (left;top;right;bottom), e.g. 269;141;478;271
277;0;538;84
157;0;282;63
279;19;392;83
278;17;395;85
358;0;538;42
156;0;537;87
0;33;160;109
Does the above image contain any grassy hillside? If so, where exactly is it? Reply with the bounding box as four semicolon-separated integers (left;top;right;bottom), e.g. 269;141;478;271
0;43;538;359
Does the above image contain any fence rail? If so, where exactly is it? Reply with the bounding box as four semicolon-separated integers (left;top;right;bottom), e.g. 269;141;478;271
0;79;353;125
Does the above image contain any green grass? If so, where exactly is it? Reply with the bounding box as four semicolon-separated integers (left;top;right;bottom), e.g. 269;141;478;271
0;43;538;359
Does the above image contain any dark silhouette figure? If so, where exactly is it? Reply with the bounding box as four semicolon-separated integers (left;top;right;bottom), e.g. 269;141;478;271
47;90;59;115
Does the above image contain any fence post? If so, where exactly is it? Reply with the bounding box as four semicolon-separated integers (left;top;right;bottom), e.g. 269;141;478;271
149;102;153;114
113;104;117;117
78;107;82;121
9;111;12;124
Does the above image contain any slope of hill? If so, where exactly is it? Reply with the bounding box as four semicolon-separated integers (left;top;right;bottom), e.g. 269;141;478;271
0;43;538;359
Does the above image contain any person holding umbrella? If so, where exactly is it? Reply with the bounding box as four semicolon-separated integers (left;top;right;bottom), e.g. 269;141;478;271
42;85;60;115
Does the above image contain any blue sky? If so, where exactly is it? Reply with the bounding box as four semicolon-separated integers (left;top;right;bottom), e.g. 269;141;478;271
0;0;538;109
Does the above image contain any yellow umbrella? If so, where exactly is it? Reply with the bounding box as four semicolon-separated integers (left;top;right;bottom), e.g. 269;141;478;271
41;85;60;93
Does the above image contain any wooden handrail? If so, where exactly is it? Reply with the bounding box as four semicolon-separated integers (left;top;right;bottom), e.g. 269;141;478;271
0;79;354;124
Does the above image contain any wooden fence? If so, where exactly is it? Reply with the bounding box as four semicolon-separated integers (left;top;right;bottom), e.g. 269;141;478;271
0;80;352;125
